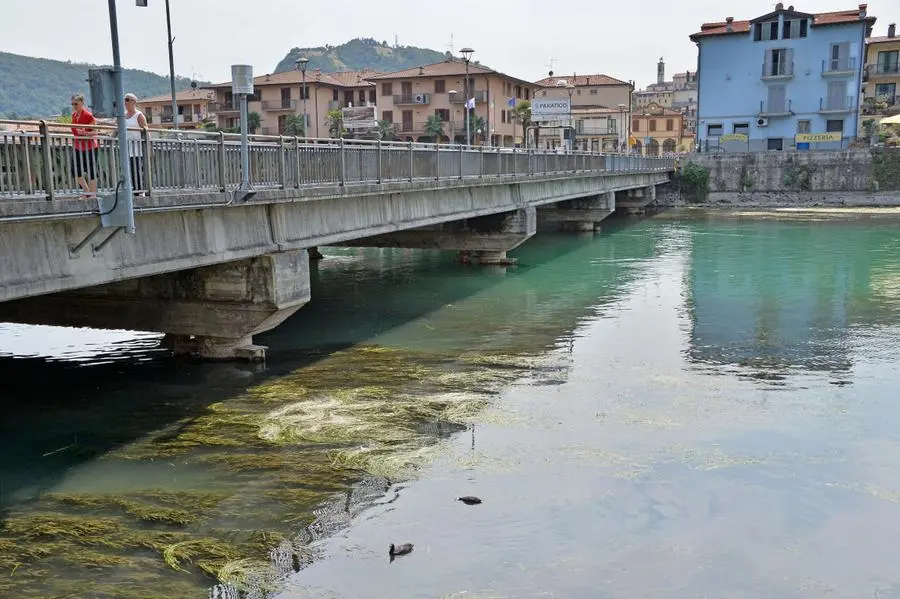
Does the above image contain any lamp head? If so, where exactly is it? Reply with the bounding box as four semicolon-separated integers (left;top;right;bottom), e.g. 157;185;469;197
296;57;309;74
460;47;475;62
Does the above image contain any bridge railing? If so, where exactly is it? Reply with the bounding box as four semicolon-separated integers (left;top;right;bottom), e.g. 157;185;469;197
0;119;674;201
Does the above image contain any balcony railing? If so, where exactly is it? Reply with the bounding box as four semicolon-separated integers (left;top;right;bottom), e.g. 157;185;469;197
819;95;854;112
160;114;201;124
212;101;238;113
867;63;900;76
761;61;794;80
262;100;297;111
822;57;857;75
575;126;618;135
394;93;431;106
862;95;899;115
392;120;468;134
449;90;488;104
759;98;792;116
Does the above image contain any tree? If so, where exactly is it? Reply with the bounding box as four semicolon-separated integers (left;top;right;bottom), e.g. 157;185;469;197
283;114;305;137
424;114;445;144
326;108;344;138
512;100;532;148
247;111;261;134
376;119;396;141
470;115;486;143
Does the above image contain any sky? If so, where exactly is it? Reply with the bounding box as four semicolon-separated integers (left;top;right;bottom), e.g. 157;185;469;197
3;0;899;89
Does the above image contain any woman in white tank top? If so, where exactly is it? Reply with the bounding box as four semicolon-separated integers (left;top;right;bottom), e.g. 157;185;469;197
124;93;148;193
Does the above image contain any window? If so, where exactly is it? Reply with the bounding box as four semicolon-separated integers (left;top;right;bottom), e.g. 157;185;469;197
299;86;310;100
434;80;446;93
799;19;808;37
649;120;657;132
434;108;449;122
733;123;749;135
633;119;640;132
382;110;393;123
770;21;779;40
829;42;850;71
344;91;353;106
666;118;674;131
332;89;339;101
501;110;507;124
826;80;848;110
797;120;811;134
381;83;393;96
877;50;900;74
783;20;792;40
765;48;792;77
280;87;291;107
826;119;844;133
707;124;723;136
369;89;376;103
875;82;897;100
525;89;530;100
359;90;366;104
754;22;762;41
590;89;598;95
767;138;784;151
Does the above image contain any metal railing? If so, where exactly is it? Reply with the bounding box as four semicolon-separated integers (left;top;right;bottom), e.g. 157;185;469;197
391;120;467;134
211;101;239;113
449;90;488;104
761;61;794;79
575;126;618;135
262;100;297;111
0;119;673;201
394;94;431;105
822;56;857;74
759;98;793;115
820;95;855;112
868;63;900;76
862;95;899;115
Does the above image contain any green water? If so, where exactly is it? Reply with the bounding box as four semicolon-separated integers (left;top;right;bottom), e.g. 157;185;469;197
2;209;900;598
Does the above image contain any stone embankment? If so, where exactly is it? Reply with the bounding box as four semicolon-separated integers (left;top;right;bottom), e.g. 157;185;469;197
659;149;900;207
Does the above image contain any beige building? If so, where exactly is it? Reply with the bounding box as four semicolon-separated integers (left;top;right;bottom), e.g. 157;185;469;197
862;23;900;130
207;69;380;137
533;73;634;151
367;59;537;146
140;88;215;129
632;102;686;154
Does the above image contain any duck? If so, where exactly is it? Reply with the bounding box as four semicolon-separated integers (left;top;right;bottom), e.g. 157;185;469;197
389;543;414;557
457;496;482;505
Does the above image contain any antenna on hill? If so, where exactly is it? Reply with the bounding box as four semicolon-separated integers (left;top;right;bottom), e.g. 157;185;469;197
447;32;455;54
545;57;557;77
394;34;399;48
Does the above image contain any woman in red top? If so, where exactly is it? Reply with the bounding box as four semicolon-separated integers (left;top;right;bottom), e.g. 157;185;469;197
71;94;99;198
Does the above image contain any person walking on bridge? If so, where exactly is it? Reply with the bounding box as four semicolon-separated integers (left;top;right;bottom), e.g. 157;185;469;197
123;93;148;195
70;94;98;199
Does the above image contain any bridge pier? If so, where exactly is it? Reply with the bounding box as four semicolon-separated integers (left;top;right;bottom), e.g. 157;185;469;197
336;207;536;266
0;249;311;361
537;192;615;233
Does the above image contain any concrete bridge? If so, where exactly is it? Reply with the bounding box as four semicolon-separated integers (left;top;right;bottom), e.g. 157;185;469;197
0;120;672;359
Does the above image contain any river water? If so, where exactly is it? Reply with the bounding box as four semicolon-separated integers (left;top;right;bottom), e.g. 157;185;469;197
2;209;900;598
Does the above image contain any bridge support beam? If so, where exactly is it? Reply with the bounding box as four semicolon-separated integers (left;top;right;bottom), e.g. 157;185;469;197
537;192;615;233
336;207;536;266
0;249;311;361
615;185;659;216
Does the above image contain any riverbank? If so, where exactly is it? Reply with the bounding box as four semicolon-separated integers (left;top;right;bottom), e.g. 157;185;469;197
657;189;900;208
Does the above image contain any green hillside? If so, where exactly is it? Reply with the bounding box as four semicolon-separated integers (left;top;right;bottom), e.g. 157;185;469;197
274;38;447;74
0;51;203;119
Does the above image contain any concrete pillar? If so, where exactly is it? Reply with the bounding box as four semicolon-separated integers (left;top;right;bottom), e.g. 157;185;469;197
0;249;311;361
336;207;536;266
307;246;324;261
537;192;615;233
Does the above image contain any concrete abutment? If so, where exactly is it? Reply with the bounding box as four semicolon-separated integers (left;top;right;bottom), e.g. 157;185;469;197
537;192;615;233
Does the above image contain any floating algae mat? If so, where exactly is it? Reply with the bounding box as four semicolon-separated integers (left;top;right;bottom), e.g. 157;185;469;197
0;344;559;598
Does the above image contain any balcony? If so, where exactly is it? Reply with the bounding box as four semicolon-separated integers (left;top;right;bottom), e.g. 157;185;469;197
212;101;238;114
867;63;900;78
761;61;794;81
822;57;857;76
759;98;792;116
449;90;488;104
394;93;431;106
819;95;855;113
391;120;467;135
262;99;297;111
575;125;618;136
862;95;899;115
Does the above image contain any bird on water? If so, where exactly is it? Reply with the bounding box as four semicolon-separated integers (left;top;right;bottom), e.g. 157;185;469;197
457;496;482;505
389;543;414;557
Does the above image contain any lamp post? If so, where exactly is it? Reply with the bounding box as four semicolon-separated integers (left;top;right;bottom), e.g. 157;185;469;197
567;83;575;152
618;103;627;153
460;47;474;146
164;0;178;129
296;57;309;137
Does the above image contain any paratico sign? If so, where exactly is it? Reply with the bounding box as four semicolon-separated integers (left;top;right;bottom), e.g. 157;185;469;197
531;98;571;122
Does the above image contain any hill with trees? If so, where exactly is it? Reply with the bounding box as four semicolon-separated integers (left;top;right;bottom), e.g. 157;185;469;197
274;38;446;74
0;51;202;119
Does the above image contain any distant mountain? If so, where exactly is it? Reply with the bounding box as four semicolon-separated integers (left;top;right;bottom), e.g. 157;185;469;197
274;38;447;75
0;51;205;119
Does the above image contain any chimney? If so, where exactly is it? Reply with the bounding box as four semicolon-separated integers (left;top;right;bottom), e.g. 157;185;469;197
775;2;783;10
889;23;896;38
725;16;734;32
859;4;867;18
418;66;424;75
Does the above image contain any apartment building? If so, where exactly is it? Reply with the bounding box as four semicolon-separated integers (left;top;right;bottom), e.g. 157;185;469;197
140;88;215;129
533;74;634;151
691;3;875;152
207;69;380;137
633;59;698;140
367;59;537;146
862;22;900;129
632;103;685;154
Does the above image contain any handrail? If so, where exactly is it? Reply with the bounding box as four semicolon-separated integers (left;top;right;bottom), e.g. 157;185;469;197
0;118;675;202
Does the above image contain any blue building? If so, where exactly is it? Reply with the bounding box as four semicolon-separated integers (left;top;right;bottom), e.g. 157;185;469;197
691;3;876;152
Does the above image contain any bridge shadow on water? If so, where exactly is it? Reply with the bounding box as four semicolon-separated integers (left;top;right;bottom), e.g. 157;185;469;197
0;215;660;519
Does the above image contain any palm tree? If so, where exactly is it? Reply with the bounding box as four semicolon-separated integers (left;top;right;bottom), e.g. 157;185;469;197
424;114;445;144
512;100;532;148
376;119;396;141
325;109;344;138
283;114;305;137
247;111;261;134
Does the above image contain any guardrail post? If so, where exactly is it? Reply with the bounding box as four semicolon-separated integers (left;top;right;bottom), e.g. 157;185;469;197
408;141;414;182
512;148;517;177
38;120;54;201
141;128;153;196
278;135;287;189
294;136;301;188
528;149;533;176
458;144;463;180
339;137;346;186
377;138;383;183
435;143;440;181
217;131;227;191
479;144;484;178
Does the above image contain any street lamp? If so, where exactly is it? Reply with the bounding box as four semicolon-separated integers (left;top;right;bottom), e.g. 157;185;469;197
567;83;575;152
296;57;309;137
460;47;474;146
618;103;627;153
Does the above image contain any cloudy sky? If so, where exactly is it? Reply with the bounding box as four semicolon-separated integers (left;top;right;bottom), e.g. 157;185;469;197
5;0;899;87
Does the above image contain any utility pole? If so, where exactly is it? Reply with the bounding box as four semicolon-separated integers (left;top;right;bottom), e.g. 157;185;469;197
107;0;135;234
461;47;474;146
165;0;178;129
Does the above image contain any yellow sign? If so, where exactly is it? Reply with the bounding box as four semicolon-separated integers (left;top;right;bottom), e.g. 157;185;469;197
719;133;748;142
795;132;842;143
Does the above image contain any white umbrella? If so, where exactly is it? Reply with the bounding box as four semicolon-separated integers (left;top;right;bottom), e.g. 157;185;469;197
879;114;900;125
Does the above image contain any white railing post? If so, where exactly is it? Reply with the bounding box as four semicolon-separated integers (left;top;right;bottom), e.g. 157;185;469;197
294;136;301;188
479;144;484;178
458;144;464;180
217;131;227;191
339;137;346;186
408;141;414;182
278;135;287;189
38;120;54;201
377;138;383;183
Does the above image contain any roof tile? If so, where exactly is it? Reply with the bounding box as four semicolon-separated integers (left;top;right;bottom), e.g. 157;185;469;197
691;6;873;40
534;74;629;87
